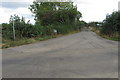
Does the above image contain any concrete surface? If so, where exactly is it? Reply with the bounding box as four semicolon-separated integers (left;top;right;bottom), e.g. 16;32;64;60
2;30;118;78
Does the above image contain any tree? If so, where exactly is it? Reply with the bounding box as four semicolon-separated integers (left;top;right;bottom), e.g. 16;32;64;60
29;1;82;35
29;2;82;26
101;11;120;36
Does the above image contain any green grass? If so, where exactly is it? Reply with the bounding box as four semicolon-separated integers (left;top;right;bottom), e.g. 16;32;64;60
109;38;120;41
2;36;55;48
2;38;37;48
91;27;120;42
2;30;80;49
99;33;120;42
98;33;120;42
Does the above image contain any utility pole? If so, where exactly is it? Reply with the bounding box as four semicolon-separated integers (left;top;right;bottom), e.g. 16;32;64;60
12;18;15;40
118;1;120;11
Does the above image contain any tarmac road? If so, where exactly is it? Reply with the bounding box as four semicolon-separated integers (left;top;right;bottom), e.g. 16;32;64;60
2;30;118;78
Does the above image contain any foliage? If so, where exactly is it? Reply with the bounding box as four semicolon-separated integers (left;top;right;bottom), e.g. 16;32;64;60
29;2;82;27
100;11;120;36
90;11;120;41
29;2;80;24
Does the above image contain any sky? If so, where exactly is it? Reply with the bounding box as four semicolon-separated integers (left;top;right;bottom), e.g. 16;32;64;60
0;0;120;24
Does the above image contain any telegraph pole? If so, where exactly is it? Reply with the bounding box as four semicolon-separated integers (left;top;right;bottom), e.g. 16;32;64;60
12;18;15;40
118;1;120;11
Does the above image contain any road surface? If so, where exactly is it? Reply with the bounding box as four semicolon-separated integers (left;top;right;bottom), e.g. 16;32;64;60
2;30;118;78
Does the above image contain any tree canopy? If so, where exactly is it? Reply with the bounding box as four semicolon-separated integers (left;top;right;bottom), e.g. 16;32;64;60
29;2;82;25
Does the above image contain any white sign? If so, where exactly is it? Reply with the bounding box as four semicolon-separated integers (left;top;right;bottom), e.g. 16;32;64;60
53;29;57;33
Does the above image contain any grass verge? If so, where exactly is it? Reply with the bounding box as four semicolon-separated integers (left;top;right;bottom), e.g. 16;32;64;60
91;27;120;42
2;30;80;49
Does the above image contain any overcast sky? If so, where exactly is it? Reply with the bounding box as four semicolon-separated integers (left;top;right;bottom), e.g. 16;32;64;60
0;0;119;24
